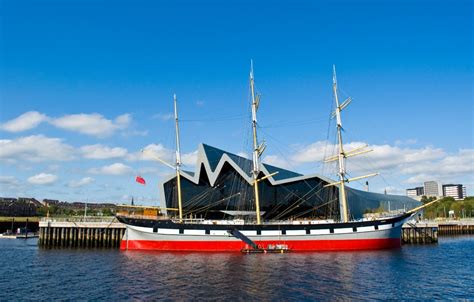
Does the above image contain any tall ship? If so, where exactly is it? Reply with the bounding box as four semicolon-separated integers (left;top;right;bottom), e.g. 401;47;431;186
117;65;432;252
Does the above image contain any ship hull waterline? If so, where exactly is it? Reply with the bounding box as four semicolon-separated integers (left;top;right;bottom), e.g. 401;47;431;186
117;213;411;252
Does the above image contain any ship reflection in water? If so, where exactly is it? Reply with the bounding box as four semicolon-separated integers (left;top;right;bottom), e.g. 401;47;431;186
116;251;404;300
0;237;473;300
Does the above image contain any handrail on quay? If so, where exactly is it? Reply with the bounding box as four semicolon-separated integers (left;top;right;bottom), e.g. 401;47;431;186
40;216;118;223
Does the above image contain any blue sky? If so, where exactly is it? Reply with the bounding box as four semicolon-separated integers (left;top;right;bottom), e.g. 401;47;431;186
0;0;472;204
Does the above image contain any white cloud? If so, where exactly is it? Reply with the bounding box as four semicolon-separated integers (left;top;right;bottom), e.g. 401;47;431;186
137;167;161;174
289;141;342;163
115;114;131;127
27;173;58;185
263;155;291;169
0;176;21;188
404;174;432;185
0;111;132;137
0;111;48;132
47;164;61;172
152;113;174;121
127;144;198;168
68;177;94;188
287;141;446;173
122;130;149;137
89;163;133;175
182;150;198;166
264;140;473;192
0;135;75;163
349;143;445;172
237;152;250;159
0;176;23;196
50;113;131;137
128;144;175;163
401;149;474;183
383;186;406;195
80;144;128;159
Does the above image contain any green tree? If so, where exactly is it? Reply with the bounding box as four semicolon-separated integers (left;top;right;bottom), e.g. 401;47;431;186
421;196;436;204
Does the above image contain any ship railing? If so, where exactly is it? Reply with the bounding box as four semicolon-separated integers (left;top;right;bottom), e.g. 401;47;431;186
168;218;339;226
171;218;206;224
40;216;118;223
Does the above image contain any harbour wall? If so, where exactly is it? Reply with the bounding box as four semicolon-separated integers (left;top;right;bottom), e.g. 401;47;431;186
438;223;474;235
402;220;474;244
38;218;125;248
0;217;39;233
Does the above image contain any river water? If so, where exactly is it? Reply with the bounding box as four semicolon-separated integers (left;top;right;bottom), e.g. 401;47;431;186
1;236;473;300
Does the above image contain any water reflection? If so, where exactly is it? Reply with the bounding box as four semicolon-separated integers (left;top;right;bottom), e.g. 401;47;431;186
116;250;400;300
1;237;473;300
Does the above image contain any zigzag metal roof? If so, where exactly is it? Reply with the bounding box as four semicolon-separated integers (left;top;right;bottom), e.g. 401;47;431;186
167;143;336;187
157;143;420;216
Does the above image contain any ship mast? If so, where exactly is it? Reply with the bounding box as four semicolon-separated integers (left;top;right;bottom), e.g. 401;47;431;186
332;66;349;223
174;93;183;222
250;61;262;224
325;66;378;223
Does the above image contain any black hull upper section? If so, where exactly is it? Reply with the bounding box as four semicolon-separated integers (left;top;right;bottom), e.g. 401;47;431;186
116;213;412;232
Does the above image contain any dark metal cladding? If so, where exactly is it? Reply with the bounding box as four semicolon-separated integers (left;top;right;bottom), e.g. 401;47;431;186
159;144;421;221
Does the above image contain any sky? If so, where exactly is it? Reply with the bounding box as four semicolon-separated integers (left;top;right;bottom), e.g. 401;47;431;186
0;0;473;204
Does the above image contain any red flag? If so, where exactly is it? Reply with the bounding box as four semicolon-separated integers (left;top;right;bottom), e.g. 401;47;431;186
135;176;146;185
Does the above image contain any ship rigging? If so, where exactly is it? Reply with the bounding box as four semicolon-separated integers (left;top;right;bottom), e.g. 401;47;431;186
117;63;432;252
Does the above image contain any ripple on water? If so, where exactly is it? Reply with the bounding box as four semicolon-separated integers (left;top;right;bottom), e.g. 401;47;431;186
0;237;473;300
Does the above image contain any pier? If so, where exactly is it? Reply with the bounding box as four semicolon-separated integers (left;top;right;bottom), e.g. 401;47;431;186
38;217;125;248
438;222;474;235
402;219;474;244
402;222;438;244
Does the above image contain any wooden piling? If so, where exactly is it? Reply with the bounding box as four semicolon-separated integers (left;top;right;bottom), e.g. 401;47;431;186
438;223;474;235
38;218;125;249
402;224;438;244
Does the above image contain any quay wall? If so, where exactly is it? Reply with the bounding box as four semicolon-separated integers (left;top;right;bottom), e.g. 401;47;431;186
412;220;474;235
39;218;125;248
0;217;39;233
438;224;474;235
402;224;438;244
402;219;474;244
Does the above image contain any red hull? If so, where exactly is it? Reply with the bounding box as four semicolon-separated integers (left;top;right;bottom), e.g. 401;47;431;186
120;238;401;252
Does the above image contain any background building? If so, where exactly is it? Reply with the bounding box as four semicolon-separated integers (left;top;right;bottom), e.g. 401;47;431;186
424;181;442;197
442;184;465;200
406;182;468;201
406;187;424;199
160;144;420;220
0;197;43;216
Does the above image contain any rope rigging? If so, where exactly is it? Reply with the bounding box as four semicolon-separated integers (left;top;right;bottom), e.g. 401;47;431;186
154;66;389;223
